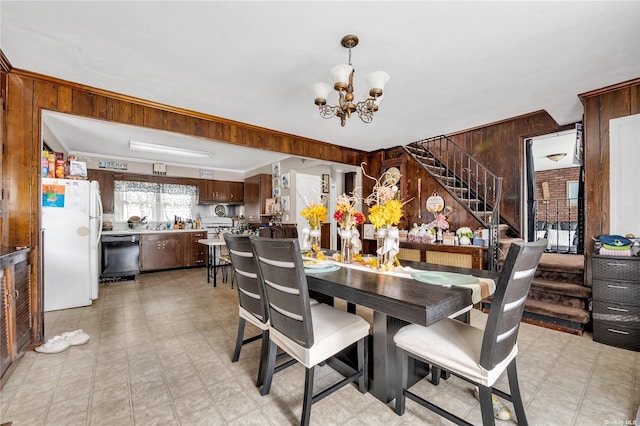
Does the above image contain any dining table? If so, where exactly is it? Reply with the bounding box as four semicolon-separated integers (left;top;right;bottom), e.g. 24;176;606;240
304;257;498;403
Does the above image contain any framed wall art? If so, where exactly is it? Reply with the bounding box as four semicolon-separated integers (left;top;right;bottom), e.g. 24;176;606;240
272;162;281;177
321;174;329;193
281;172;290;189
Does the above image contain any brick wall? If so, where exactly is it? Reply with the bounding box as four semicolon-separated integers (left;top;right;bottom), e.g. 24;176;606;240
535;167;580;223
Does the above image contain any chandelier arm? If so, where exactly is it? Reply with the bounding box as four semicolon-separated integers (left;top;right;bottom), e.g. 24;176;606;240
318;104;339;120
356;99;375;123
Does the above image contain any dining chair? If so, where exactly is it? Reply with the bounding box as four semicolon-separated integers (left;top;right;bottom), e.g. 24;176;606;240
250;236;370;426
223;234;295;391
394;239;546;426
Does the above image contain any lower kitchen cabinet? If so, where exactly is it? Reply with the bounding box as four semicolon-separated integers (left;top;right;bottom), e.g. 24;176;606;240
1;248;34;387
140;233;187;271
138;231;208;272
188;231;208;266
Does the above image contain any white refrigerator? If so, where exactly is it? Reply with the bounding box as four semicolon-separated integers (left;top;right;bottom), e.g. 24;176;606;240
42;178;103;312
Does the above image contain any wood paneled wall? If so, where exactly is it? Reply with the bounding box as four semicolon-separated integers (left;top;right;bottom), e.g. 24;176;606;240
1;69;370;346
361;112;572;237
581;78;640;284
2;70;368;249
445;111;574;233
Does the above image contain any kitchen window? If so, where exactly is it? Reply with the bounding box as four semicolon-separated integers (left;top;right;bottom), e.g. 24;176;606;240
114;181;196;222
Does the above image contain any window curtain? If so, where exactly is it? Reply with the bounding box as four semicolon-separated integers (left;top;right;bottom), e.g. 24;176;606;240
158;183;197;222
114;181;196;222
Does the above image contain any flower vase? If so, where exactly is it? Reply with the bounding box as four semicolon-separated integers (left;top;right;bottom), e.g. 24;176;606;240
340;229;353;264
376;228;388;268
309;227;321;252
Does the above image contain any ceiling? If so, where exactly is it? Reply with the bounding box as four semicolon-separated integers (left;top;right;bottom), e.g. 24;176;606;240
2;1;639;173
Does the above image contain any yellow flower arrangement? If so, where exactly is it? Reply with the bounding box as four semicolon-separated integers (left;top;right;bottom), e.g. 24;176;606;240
361;163;411;229
367;199;403;229
300;201;327;228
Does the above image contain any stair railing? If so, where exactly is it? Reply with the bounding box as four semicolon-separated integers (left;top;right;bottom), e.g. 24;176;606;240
405;135;503;270
533;196;583;254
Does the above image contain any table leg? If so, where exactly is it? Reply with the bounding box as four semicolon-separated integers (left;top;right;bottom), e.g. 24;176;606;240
212;245;218;287
370;311;428;403
206;246;211;284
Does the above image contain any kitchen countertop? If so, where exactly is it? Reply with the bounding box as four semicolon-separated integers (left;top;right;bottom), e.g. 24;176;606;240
102;229;207;236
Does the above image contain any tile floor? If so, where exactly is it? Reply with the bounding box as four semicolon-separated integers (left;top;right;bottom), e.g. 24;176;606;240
1;267;638;426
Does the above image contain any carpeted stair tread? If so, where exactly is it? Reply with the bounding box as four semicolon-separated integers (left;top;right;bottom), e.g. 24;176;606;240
537;253;584;273
524;299;591;324
531;279;592;298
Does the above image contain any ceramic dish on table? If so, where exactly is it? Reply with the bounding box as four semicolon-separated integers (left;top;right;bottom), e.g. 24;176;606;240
411;271;479;286
304;264;341;273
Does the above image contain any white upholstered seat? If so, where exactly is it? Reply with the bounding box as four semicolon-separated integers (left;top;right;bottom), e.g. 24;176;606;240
251;236;369;426
394;239;546;426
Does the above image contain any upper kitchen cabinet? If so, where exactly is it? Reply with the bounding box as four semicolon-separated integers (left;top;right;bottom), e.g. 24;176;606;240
244;173;272;224
87;169;115;213
198;179;243;203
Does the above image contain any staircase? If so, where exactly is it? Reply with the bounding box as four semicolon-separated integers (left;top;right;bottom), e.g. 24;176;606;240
405;136;505;269
524;253;591;335
493;237;591;335
405;136;591;334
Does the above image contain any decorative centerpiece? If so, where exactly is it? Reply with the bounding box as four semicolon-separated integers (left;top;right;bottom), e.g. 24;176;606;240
429;212;450;243
456;227;474;245
362;164;410;270
333;193;365;263
300;200;327;254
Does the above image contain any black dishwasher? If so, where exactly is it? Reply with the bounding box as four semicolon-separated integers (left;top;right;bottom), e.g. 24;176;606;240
101;234;140;280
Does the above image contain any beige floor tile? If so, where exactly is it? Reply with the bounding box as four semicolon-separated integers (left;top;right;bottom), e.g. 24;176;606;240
1;268;638;426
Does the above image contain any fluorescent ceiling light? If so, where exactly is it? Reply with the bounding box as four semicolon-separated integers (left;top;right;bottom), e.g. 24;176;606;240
129;140;210;158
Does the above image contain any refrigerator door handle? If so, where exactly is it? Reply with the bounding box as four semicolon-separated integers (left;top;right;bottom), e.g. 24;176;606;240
96;192;103;246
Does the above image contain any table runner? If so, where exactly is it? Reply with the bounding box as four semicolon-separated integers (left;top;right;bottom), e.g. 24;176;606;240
304;257;495;304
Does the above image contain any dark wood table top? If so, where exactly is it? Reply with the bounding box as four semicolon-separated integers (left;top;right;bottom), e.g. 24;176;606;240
306;260;497;326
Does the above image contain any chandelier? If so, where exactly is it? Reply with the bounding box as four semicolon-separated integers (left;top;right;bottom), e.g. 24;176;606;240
312;35;389;127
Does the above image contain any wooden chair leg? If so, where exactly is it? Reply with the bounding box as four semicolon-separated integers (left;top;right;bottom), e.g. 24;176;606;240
357;337;367;393
395;347;408;415
301;366;315;426
479;385;496;426
261;340;277;396
231;318;246;362
507;360;528;426
256;330;269;388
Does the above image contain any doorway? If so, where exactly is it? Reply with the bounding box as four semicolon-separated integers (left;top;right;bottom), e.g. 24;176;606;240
523;126;584;254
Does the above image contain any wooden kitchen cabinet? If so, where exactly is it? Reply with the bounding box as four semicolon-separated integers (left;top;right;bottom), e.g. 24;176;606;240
87;169;115;213
198;179;244;203
227;181;244;202
138;231;208;271
244;174;272;225
1;248;33;387
139;233;187;271
188;231;208;266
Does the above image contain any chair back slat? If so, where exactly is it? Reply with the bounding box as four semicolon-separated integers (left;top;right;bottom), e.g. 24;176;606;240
223;234;268;324
480;239;546;369
250;236;314;348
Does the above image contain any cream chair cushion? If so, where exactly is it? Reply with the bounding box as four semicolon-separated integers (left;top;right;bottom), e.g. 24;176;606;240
268;303;370;369
394;319;517;387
